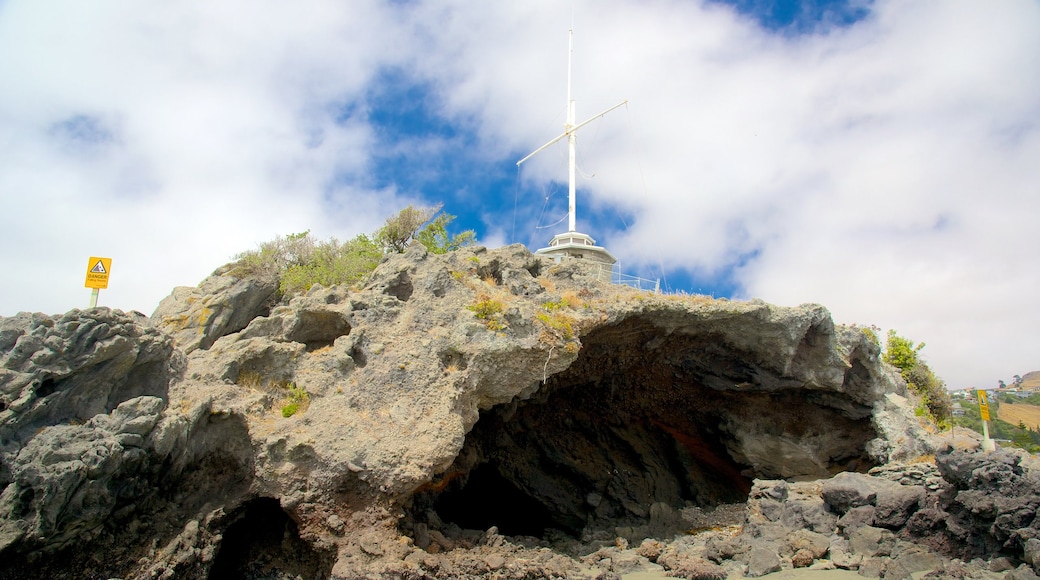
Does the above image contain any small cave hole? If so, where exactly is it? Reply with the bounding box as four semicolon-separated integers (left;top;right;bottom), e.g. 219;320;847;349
349;345;368;369
13;486;35;517
438;350;468;372
324;292;343;305
0;400;6;412
287;310;351;352
476;261;503;286
385;272;414;302
35;378;57;397
524;261;543;278
432;462;563;537
209;498;332;580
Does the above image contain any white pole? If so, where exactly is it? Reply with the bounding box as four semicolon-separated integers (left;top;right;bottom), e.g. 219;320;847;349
982;420;996;452
566;28;577;233
515;28;626;237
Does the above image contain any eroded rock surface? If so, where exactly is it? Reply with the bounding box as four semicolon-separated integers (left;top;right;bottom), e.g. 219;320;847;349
152;272;278;354
0;243;976;579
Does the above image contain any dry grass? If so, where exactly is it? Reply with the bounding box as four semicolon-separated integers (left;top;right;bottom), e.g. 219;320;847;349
1021;371;1040;390
559;289;585;309
998;403;1040;430
237;370;264;389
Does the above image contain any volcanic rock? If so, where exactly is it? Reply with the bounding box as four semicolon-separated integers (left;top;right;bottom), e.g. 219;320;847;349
0;242;1003;579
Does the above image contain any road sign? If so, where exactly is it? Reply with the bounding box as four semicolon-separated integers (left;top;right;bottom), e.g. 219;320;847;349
84;257;112;289
977;390;991;421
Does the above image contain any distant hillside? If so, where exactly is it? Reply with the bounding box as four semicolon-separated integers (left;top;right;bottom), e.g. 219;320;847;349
1022;370;1040;389
998;403;1040;431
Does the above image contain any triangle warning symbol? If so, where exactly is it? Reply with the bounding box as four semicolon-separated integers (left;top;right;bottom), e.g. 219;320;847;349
90;260;106;274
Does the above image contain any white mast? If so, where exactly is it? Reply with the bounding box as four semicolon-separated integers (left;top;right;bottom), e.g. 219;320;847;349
566;28;576;232
517;28;627;235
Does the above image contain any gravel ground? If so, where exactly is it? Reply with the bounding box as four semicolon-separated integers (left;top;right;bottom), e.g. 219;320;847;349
622;569;865;579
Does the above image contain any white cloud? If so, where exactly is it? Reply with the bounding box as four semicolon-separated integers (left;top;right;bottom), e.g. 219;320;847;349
0;0;410;315
404;0;1040;388
1;0;1036;389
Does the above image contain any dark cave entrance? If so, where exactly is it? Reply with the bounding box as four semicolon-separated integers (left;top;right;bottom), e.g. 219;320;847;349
405;317;878;544
209;497;333;580
432;461;561;537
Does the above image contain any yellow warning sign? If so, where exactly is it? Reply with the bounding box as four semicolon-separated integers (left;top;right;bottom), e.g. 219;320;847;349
84;257;112;289
977;390;991;422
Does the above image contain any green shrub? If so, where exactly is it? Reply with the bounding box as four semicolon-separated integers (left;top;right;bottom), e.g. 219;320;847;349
227;205;475;299
280;382;309;418
415;211;475;254
279;235;382;295
884;330;952;424
541;299;567;312
860;326;880;347
377;205;439;253
536;311;576;340
467;294;507;330
229;230;314;283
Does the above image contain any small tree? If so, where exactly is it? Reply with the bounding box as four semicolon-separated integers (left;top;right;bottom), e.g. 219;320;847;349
376;205;440;253
883;331;923;374
376;203;475;255
416;211;476;254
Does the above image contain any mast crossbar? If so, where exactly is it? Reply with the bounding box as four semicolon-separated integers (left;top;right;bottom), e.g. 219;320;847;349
517;27;625;234
516;99;629;167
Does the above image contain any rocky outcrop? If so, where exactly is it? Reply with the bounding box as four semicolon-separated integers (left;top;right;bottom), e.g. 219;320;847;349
0;310;256;577
0;243;970;579
0;308;181;555
151;273;278;354
0;309;176;436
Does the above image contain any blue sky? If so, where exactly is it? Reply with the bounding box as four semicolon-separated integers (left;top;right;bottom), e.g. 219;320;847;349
1;0;1039;389
360;0;874;295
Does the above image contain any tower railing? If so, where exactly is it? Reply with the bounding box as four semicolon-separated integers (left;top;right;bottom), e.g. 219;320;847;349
612;269;661;293
584;261;660;293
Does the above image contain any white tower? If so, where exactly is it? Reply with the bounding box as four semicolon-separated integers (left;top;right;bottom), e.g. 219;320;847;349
517;29;626;279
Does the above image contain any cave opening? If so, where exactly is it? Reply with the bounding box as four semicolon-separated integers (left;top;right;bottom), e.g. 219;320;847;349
209;497;332;580
432;461;560;537
404;317;878;546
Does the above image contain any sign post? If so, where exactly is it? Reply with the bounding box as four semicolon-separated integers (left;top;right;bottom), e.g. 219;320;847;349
84;257;112;308
977;389;996;452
